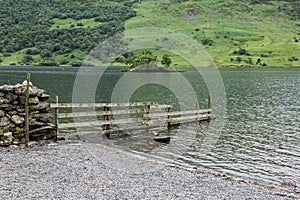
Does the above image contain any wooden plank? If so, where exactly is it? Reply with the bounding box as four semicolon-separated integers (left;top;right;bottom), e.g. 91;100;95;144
57;108;154;119
57;124;161;137
147;114;210;125
145;109;211;118
50;102;158;108
58;113;210;129
58;121;104;129
151;104;172;109
58;117;149;129
103;124;160;134
166;114;210;123
168;118;212;128
29;125;56;134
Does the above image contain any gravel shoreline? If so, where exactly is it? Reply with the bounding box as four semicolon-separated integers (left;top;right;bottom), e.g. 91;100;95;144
0;141;298;200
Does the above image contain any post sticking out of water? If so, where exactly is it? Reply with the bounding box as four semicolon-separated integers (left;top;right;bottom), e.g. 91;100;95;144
103;106;110;138
167;101;171;129
208;95;211;121
195;99;199;122
25;73;30;147
54;96;59;141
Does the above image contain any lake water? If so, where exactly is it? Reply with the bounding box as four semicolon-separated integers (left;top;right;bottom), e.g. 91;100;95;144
0;66;299;191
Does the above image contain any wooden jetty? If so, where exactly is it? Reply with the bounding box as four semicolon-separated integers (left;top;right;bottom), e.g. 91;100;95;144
50;97;212;139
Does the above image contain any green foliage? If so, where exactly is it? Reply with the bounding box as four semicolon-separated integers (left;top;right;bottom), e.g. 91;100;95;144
233;48;251;56
40;50;52;60
288;56;298;62
0;0;136;66
125;49;158;68
161;54;172;67
25;48;40;55
201;37;214;46
235;57;242;63
38;59;59;66
22;55;33;63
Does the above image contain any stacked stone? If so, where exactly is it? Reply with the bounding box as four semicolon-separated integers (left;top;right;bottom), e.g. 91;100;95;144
0;81;55;145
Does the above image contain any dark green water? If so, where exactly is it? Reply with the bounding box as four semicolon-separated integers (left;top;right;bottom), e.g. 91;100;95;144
0;66;299;190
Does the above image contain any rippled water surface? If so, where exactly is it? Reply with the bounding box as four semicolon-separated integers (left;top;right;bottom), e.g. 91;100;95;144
0;66;299;190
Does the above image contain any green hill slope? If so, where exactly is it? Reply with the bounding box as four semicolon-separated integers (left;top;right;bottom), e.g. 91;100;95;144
125;0;300;67
0;0;299;67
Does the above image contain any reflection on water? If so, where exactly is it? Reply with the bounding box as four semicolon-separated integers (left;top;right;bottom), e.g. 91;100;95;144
0;66;299;191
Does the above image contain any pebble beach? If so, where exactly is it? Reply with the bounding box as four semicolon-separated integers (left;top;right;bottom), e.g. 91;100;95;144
0;141;298;200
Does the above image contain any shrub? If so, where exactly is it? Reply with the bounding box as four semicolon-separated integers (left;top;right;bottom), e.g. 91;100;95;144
161;54;172;67
25;48;40;55
39;59;59;66
22;55;33;63
288;56;298;62
233;48;250;56
256;58;261;64
201;37;214;46
235;57;242;63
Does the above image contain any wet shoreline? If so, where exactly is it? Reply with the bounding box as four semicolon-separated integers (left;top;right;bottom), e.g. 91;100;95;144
0;141;298;199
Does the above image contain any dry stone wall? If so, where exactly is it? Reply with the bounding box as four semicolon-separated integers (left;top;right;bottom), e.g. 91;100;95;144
0;81;55;145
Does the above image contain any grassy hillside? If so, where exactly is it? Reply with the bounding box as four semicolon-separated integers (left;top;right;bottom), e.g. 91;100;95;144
0;0;299;67
125;0;300;67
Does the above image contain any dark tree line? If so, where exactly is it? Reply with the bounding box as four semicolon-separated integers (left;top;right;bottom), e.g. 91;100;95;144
0;0;136;64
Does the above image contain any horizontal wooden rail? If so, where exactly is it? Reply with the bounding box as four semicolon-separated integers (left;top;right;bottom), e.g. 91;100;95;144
58;114;210;130
146;114;210;125
58;117;151;129
50;102;158;108
56;124;162;137
145;109;211;118
56;107;167;119
165;114;210;123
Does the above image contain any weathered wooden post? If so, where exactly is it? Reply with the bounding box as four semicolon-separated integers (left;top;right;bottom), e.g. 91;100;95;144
25;73;30;147
167;101;171;129
195;99;199;123
145;102;151;129
208;95;211;122
103;105;110;138
54;96;59;141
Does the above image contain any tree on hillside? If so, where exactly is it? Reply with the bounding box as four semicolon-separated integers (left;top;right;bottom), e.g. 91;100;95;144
161;54;172;67
22;55;33;63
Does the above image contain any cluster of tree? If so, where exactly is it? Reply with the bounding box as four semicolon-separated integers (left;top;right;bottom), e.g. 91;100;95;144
125;49;172;69
0;0;136;65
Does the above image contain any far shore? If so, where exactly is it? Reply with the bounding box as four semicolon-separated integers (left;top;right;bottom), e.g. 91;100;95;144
0;64;300;68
